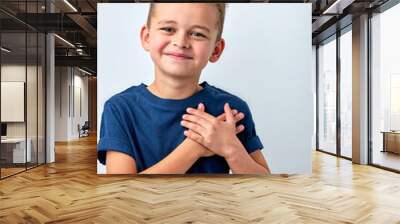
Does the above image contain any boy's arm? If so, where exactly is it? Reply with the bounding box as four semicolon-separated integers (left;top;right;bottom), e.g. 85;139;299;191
250;150;270;173
139;138;207;174
225;146;270;174
106;138;205;174
106;105;245;174
182;103;270;174
107;140;270;174
106;151;137;174
183;129;270;174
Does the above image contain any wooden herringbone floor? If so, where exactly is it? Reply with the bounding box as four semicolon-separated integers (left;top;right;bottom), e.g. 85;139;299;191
1;134;400;223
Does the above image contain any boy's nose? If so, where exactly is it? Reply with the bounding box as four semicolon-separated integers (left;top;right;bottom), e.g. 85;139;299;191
172;32;190;49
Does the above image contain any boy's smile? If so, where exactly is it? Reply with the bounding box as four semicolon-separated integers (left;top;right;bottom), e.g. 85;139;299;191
140;3;225;80
164;51;193;60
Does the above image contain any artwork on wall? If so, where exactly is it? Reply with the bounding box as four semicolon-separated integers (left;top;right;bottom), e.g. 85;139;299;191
1;81;25;122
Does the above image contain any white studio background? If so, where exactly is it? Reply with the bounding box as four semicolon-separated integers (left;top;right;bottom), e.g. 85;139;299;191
97;3;312;174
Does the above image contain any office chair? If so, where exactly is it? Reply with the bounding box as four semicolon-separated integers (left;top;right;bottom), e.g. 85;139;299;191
79;121;90;138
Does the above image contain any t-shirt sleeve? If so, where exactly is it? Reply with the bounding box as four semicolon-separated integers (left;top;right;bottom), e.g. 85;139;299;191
237;101;264;154
97;99;136;165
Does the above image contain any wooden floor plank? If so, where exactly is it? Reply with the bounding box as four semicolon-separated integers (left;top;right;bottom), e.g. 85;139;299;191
0;134;399;223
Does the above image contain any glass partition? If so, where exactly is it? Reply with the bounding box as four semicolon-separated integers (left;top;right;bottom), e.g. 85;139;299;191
27;31;38;169
317;36;337;155
0;1;46;179
1;31;28;177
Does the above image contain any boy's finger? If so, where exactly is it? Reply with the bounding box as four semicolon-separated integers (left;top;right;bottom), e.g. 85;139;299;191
217;113;225;120
181;120;207;135
182;114;211;129
224;103;234;123
186;107;215;123
237;113;245;122
236;125;245;134
184;130;204;145
197;103;205;112
217;109;238;121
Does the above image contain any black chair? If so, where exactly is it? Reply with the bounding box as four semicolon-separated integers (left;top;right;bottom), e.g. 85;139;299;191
79;121;90;138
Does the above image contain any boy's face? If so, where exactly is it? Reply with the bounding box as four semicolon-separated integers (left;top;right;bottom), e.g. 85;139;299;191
140;3;225;80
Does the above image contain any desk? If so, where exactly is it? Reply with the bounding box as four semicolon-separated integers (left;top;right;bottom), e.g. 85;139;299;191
381;131;400;154
1;138;31;163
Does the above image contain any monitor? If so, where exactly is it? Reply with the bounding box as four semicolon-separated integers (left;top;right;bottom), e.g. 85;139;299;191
1;123;7;137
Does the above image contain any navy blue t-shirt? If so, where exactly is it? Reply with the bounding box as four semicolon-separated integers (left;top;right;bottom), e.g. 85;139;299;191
97;81;263;173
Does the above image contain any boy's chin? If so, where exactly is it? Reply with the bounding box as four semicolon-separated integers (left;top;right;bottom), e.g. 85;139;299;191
166;72;197;80
162;69;198;80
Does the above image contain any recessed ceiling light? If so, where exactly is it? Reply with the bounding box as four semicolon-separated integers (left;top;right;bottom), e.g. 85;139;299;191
78;67;93;76
1;47;11;53
63;0;78;12
323;0;354;15
54;34;75;48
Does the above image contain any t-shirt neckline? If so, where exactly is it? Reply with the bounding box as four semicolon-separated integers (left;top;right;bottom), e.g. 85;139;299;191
138;81;210;108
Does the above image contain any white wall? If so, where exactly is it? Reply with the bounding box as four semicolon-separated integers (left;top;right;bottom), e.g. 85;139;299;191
97;3;313;174
1;65;38;138
54;67;89;141
55;67;68;141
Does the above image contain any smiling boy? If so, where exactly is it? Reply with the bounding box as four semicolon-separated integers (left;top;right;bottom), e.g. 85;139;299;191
97;3;270;174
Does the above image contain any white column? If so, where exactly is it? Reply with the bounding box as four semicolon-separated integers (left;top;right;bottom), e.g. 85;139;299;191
352;14;369;164
46;33;55;163
46;1;55;163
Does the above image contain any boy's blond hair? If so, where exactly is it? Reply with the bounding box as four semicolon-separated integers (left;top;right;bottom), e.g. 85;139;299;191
146;3;226;41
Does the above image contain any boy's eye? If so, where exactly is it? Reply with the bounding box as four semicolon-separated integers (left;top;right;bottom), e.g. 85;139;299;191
160;27;175;33
190;31;206;38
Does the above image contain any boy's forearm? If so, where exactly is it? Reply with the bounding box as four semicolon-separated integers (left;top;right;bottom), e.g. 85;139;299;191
225;144;269;174
139;138;204;174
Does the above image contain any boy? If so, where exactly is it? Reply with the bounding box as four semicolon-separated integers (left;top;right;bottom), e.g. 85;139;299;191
98;3;270;174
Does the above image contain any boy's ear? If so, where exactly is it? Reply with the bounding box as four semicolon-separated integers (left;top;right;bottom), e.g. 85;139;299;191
140;25;150;52
209;38;225;63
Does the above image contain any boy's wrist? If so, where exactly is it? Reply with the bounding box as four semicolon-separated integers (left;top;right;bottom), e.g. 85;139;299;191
223;139;245;162
183;137;206;159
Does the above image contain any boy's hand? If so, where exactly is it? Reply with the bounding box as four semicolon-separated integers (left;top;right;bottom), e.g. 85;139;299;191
182;103;244;158
190;103;245;158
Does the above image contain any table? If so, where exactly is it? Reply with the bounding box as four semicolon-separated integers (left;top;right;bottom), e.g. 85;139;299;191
381;131;400;154
1;138;32;163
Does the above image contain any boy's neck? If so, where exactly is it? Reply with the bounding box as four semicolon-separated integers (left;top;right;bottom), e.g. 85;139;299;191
148;74;203;100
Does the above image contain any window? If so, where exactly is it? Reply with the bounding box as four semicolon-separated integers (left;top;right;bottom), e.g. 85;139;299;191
339;28;352;158
371;2;400;171
318;36;337;155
